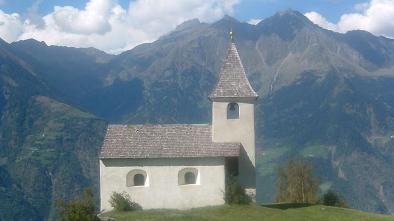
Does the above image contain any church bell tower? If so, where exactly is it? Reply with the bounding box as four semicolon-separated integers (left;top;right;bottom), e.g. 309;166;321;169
209;32;258;197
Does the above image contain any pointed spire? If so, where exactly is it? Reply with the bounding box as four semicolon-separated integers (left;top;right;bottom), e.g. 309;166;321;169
209;41;258;100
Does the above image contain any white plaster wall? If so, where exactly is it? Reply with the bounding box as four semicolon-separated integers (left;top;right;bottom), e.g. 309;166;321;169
100;157;225;212
212;101;256;190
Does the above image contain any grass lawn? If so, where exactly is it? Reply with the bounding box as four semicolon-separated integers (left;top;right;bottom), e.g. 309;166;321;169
102;204;394;221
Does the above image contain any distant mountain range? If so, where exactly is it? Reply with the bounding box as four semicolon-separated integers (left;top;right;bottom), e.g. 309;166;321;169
1;10;394;220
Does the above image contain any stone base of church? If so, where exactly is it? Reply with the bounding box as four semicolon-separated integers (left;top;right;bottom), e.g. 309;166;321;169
245;188;256;202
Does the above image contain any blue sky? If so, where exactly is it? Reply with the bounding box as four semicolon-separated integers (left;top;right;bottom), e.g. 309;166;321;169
234;0;367;22
0;0;393;53
1;0;366;23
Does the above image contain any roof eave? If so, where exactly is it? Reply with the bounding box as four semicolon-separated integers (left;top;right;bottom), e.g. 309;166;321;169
99;154;240;159
208;95;259;102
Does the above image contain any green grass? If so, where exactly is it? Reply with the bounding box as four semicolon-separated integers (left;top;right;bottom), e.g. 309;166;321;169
102;204;394;221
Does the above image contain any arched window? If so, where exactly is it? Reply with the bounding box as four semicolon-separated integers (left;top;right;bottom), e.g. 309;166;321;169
227;103;239;119
184;172;196;184
133;174;145;186
178;168;199;185
126;169;148;187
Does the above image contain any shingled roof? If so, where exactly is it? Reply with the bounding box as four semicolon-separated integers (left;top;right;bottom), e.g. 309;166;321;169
209;42;258;99
100;124;240;159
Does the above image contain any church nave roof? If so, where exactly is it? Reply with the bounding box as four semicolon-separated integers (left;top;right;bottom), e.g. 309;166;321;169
100;124;240;159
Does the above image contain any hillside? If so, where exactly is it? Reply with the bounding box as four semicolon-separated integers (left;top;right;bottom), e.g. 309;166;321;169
1;9;394;220
0;95;107;221
0;38;107;220
103;204;394;221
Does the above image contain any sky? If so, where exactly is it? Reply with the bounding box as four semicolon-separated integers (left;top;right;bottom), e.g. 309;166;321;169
0;0;393;54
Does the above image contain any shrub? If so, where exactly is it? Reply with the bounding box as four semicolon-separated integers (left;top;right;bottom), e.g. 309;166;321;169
57;188;99;221
109;192;141;211
224;176;251;204
321;190;347;208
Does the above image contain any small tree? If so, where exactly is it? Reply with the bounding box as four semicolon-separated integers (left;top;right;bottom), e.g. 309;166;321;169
224;176;251;204
321;190;347;208
109;192;141;211
57;188;99;221
275;159;320;204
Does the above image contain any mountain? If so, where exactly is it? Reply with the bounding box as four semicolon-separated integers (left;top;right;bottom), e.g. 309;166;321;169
98;11;394;213
1;9;394;220
0;38;107;220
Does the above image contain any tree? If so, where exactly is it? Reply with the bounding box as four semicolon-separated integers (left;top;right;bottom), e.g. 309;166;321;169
57;188;99;221
275;159;320;204
321;190;347;208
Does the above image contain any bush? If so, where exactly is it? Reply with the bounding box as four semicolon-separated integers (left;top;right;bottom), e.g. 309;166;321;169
321;190;347;208
109;192;142;211
57;188;99;221
224;176;251;204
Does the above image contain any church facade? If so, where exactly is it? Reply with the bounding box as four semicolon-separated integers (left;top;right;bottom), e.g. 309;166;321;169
99;40;258;211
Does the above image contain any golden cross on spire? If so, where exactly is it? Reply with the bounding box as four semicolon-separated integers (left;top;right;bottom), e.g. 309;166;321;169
229;29;234;41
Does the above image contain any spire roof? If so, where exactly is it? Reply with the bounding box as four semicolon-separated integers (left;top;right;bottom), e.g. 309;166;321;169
209;42;258;100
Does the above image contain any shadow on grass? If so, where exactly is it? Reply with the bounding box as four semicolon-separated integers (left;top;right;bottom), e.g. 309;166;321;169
262;203;312;210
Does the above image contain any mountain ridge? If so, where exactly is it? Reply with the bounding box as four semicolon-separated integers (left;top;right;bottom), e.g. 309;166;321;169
1;10;394;220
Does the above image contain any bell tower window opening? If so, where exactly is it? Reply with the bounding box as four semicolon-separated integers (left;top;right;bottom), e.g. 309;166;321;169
227;103;239;119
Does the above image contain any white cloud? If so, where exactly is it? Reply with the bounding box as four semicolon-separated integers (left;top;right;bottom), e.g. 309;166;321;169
128;0;239;36
305;0;394;38
0;0;240;54
52;0;114;35
0;10;24;42
247;18;262;25
304;11;336;31
26;0;45;28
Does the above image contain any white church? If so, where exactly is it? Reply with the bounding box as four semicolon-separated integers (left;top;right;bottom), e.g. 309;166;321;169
99;37;259;211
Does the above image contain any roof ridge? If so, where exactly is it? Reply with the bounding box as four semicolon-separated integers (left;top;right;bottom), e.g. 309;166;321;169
108;123;210;127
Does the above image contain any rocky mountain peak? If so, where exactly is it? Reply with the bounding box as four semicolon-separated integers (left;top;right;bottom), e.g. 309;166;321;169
174;19;202;32
213;14;241;29
260;9;316;29
12;38;48;48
